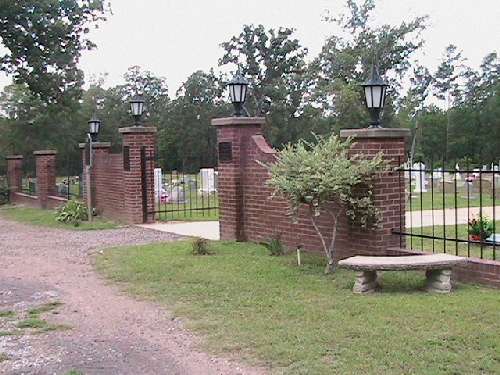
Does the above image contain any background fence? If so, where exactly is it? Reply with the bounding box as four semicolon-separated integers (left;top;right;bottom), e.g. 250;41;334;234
394;159;500;261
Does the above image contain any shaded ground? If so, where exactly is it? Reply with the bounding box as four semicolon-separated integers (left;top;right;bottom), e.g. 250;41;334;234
0;216;264;375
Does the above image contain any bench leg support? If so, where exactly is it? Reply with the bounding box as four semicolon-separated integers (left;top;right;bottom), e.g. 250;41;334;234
353;271;379;294
425;269;452;293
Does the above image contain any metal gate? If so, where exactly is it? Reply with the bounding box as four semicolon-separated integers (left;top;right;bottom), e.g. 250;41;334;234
146;153;219;221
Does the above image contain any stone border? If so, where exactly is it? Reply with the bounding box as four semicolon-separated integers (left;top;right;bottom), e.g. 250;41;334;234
340;128;411;139
119;126;157;134
78;142;111;149
33;150;57;155
5;155;23;160
211;117;266;126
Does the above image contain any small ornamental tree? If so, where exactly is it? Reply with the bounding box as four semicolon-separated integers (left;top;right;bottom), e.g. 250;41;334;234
264;134;387;273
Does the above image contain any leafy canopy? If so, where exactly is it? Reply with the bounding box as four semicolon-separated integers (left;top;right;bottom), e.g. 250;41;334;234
0;0;108;103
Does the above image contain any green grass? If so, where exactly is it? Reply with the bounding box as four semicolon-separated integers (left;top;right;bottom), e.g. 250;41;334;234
28;302;63;316
410;190;497;211
407;221;500;260
16;301;69;333
0;206;118;230
0;310;15;318
96;240;500;375
65;370;84;375
0;353;9;363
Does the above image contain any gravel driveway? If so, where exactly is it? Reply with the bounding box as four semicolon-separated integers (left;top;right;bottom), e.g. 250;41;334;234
0;217;264;375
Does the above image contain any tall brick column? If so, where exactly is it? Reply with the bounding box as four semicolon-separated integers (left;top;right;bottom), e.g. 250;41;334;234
34;150;57;209
211;117;266;241
6;155;23;198
119;127;157;224
339;128;410;256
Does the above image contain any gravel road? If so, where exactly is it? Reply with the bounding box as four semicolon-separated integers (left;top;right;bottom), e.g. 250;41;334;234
0;216;264;375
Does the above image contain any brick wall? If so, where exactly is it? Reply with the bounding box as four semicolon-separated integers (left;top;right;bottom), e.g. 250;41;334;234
213;117;409;260
78;127;156;224
212;117;500;288
6;151;68;209
34;150;57;209
92;151;127;222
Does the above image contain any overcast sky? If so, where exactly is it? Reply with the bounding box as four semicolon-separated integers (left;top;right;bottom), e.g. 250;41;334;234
1;0;499;96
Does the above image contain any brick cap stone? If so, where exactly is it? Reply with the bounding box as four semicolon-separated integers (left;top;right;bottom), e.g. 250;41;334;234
5;155;23;160
340;128;411;139
119;126;157;134
79;142;111;149
211;117;266;126
33;150;57;156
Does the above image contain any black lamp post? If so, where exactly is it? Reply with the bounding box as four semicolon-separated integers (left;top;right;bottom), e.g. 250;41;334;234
129;94;145;126
361;65;389;128
227;71;249;117
88;115;101;142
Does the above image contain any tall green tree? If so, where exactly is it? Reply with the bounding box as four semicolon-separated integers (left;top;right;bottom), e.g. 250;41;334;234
312;0;427;129
0;0;109;104
219;24;309;146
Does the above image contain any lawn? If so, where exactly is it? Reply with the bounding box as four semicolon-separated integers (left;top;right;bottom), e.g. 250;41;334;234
96;240;500;375
0;206;118;230
405;222;500;260
409;190;497;211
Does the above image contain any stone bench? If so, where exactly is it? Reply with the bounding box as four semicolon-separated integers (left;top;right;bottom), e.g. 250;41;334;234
338;254;468;294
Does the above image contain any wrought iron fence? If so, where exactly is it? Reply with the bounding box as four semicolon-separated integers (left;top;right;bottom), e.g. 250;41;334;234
393;159;500;261
152;169;219;221
21;176;37;196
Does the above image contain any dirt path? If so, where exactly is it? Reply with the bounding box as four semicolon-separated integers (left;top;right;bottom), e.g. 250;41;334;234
0;217;264;375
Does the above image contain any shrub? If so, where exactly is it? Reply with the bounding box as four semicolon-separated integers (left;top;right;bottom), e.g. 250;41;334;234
262;134;387;273
192;237;211;255
260;235;285;256
55;200;88;227
0;185;9;206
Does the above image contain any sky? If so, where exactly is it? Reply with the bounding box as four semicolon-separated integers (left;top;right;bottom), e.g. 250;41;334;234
1;0;499;96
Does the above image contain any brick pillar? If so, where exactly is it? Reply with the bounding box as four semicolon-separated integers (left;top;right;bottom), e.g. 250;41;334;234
119;126;157;224
340;128;410;256
211;117;266;241
34;150;57;209
6;155;23;198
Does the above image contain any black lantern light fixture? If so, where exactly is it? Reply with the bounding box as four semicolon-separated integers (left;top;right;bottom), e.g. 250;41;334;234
361;65;389;128
227;71;249;117
129;94;145;126
88;115;101;142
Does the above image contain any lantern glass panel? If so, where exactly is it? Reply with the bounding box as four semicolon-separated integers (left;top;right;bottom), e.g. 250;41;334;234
365;86;383;108
131;101;144;116
89;121;100;134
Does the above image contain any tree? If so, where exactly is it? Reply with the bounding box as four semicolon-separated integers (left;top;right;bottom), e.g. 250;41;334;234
158;70;228;171
312;0;428;129
219;24;309;146
264;134;386;273
0;0;108;103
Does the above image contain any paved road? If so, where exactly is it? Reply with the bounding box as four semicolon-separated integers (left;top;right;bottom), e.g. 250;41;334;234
406;206;500;228
0;217;262;375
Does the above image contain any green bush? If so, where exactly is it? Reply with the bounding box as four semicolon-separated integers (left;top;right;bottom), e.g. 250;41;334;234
192;237;212;255
260;235;285;256
0;185;9;205
55;200;88;227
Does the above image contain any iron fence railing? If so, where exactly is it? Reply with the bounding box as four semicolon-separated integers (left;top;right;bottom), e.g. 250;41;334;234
393;159;500;261
152;169;219;221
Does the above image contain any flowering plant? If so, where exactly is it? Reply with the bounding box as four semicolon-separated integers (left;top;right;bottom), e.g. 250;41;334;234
468;215;494;240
